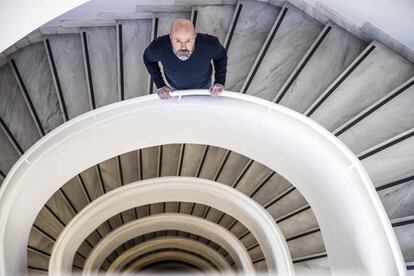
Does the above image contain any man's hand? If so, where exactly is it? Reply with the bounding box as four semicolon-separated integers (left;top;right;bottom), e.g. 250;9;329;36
209;83;224;97
157;86;172;99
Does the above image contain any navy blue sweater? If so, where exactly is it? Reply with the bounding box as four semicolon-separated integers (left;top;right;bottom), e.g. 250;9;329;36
143;33;227;90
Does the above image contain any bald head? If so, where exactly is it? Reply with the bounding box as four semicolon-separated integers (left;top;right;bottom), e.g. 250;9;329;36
169;19;197;61
170;19;195;35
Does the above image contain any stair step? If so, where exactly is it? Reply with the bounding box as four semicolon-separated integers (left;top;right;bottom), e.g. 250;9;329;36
10;43;64;133
45;191;76;228
361;130;414;186
337;77;414;154
234;161;272;196
119;19;153;99
0;64;40;150
27;249;49;271
308;41;414;132
136;5;193;13
249;245;264;263
160;149;182;225
46;34;90;119
394;223;414;262
240;231;257;249
81;26;118;108
141;146;164;217
194;5;235;44
119;150;150;237
278;23;365;113
244;3;323;100
266;189;307;219
279;208;319;238
0;130;19;175
225;0;280;91
198;146;228;180
253;259;267;272
73;254;85;269
288;231;325;259
215;151;250;186
294;256;330;275
378;179;414;220
28;227;54;255
251;172;292;206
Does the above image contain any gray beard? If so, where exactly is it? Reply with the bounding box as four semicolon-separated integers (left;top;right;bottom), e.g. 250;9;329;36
173;48;193;61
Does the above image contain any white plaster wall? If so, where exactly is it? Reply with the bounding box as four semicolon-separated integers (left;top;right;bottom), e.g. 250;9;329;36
0;0;88;53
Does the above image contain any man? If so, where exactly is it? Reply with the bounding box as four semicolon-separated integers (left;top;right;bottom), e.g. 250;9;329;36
143;19;227;99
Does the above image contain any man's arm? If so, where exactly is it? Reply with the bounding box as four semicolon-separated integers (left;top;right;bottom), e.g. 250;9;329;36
212;37;228;86
143;43;167;89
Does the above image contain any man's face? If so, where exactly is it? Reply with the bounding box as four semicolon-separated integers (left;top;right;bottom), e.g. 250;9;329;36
170;30;196;61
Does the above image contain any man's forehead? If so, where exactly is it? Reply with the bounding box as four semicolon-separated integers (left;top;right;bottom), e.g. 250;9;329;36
171;31;195;40
170;19;195;35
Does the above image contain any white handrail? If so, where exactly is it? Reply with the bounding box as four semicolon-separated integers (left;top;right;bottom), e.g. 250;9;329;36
0;90;406;276
49;177;289;275
107;237;232;272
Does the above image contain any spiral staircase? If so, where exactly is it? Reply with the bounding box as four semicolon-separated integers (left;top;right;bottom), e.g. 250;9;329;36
0;0;413;275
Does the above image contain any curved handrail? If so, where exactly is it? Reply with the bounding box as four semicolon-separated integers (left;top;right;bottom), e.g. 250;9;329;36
107;237;232;272
49;177;288;275
0;90;406;276
122;251;213;274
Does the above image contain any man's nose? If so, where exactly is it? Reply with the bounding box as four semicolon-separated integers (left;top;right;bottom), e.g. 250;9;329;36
180;42;187;50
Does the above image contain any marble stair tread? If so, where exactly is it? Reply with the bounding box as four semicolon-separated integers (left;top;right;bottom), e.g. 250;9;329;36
119;19;153;99
337;79;414;154
394;223;414;262
278;207;319;238
0;64;40;151
249;245;264;261
245;3;323;101
198;146;228;180
73;254;85;268
265;189;307;219
215;151;251;186
136;5;193;13
194;5;235;44
116;152;141;244
10;43;64;133
253;260;267;272
378;179;414;220
278;23;365;113
81;26;118;108
46;34;90;119
28;227;54;255
234;161;273;196
176;0;237;4
309;41;414;132
44;191;76;226
99;157;123;193
225;0;280;91
287;231;325;259
294;257;331;275
251;172;292;205
119;156;141;227
27;249;49;270
119;150;140;183
361;132;414;186
0;130;20;175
